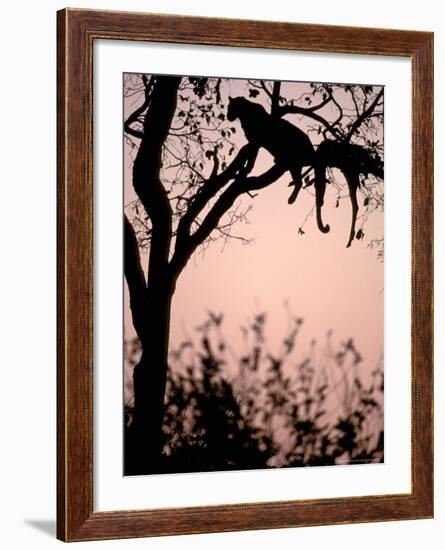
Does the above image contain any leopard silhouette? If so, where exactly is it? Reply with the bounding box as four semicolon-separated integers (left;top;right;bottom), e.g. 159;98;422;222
314;139;384;247
227;96;315;204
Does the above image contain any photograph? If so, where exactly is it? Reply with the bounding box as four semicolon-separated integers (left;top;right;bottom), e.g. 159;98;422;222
123;73;385;476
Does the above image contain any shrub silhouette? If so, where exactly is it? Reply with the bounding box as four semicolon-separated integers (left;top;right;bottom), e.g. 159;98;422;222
124;312;383;474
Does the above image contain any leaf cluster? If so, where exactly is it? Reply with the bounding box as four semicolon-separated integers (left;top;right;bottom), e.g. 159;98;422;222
125;312;383;473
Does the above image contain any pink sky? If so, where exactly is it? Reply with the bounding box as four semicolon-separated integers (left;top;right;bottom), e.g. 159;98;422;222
123;76;384;401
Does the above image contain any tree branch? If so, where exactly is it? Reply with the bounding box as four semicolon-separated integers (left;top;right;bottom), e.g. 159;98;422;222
346;88;384;141
259;80;273;99
125;126;144;139
174;144;255;247
271;81;281;117
193;164;287;245
124;214;147;340
170;163;286;276
277;104;343;140
300;95;332;113
124;75;154;139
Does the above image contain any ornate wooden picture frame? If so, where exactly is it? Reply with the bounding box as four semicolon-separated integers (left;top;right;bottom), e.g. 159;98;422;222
57;8;433;542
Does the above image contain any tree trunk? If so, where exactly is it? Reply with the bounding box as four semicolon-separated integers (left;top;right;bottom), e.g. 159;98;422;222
125;280;174;475
124;76;180;475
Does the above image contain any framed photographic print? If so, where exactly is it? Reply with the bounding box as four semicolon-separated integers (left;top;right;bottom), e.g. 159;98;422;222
57;8;434;542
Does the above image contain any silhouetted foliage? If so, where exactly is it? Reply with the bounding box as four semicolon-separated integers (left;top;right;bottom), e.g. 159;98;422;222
124;312;383;474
